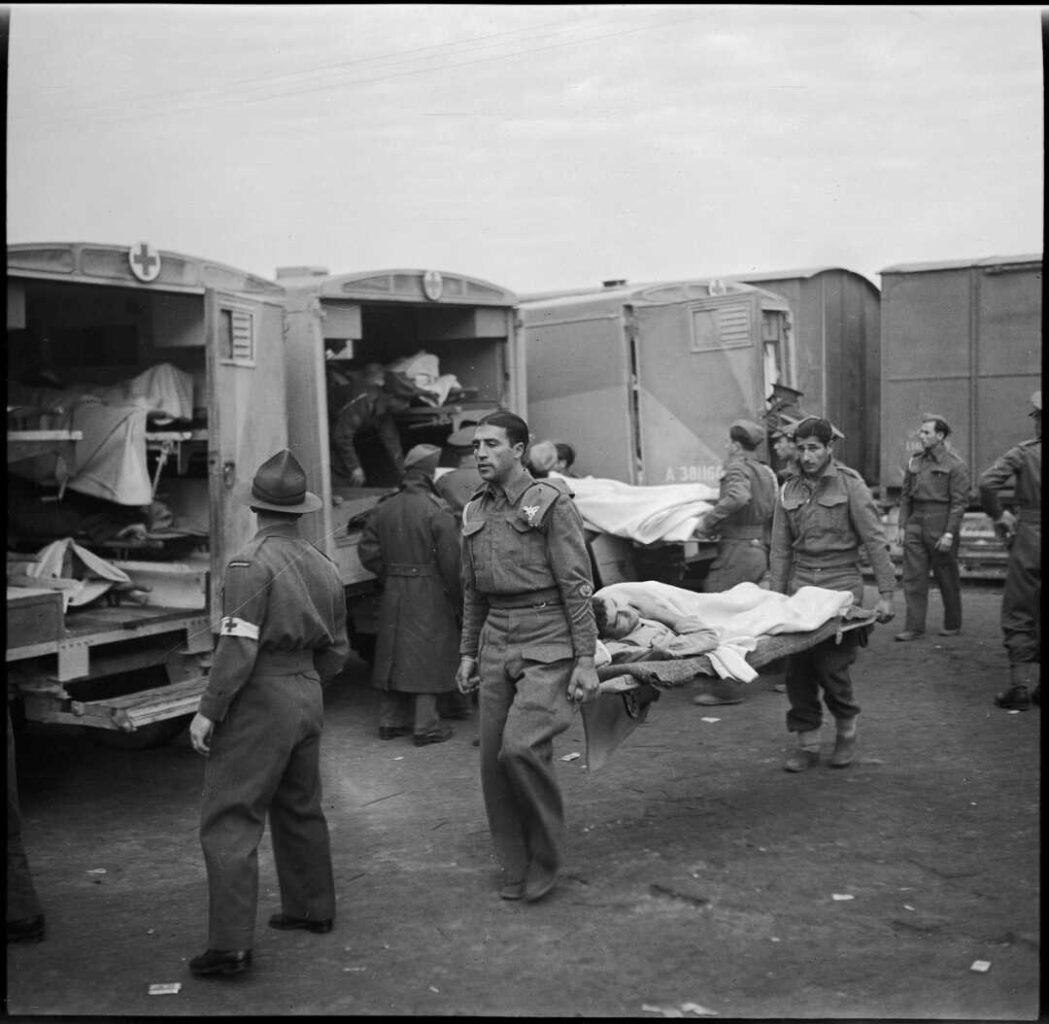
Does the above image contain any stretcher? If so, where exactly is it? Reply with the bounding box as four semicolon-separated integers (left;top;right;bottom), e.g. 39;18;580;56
581;606;878;770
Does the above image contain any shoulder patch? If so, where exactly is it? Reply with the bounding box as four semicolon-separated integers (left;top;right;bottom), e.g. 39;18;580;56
837;465;863;480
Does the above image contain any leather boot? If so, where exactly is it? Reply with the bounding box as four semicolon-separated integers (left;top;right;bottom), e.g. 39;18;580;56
995;664;1037;711
829;718;858;768
783;730;821;773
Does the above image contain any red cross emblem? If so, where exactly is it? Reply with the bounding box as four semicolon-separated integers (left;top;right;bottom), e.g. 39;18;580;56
128;241;161;282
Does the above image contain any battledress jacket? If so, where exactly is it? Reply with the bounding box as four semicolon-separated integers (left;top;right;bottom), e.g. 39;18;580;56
358;472;462;694
458;472;597;660
198;521;350;723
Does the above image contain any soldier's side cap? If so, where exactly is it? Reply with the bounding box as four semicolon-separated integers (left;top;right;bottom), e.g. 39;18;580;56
729;419;766;447
447;424;477;448
1030;390;1042;415
404;443;442;470
239;449;322;514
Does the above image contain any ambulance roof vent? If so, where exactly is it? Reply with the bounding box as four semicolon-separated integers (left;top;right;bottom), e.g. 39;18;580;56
275;265;330;280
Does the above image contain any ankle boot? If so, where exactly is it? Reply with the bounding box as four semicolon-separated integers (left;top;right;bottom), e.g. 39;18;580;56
783;729;820;773
829;718;858;768
995;664;1036;711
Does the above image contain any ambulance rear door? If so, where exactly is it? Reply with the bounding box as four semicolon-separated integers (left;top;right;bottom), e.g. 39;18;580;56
205;287;288;615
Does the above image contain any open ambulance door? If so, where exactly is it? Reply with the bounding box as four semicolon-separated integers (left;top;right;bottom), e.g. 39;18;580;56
205;287;288;618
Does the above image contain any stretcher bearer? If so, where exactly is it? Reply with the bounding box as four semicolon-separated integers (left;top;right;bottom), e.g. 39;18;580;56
895;415;970;641
188;450;349;978
768;417;896;772
455;411;599;904
692;418;778;706
978;390;1042;710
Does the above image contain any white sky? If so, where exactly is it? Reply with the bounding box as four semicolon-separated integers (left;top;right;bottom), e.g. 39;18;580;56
6;4;1044;293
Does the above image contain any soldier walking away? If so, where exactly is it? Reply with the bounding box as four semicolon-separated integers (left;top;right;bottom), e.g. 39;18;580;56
454;411;599;903
978;390;1042;711
895;415;970;641
768;417;896;772
187;450;350;978
7;705;45;945
358;443;463;746
692;418;778;706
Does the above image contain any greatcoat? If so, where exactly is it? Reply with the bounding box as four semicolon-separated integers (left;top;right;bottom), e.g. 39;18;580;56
358;471;462;693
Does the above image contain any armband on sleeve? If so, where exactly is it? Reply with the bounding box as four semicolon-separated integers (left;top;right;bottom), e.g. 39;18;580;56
219;616;260;641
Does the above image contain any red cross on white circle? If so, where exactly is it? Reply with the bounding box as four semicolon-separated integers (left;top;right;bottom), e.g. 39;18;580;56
128;241;161;282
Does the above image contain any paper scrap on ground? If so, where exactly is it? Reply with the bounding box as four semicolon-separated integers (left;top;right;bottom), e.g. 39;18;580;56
680;1002;718;1016
87;868;107;874
700;717;721;724
970;960;991;973
148;983;181;996
561;752;581;762
831;893;854;901
641;1003;718;1018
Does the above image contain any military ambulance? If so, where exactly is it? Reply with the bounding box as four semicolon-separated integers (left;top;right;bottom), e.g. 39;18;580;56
278;266;523;659
7;241;287;745
520;276;795;586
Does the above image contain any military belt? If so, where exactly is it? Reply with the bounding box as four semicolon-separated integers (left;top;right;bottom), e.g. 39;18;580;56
794;557;858;573
386;563;437;577
486;588;562;609
253;651;317;675
717;526;766;540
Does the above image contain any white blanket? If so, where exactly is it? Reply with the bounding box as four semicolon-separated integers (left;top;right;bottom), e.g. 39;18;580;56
563;476;718;544
594;581;855;683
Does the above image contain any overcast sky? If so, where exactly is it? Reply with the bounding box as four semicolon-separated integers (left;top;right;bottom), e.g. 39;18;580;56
6;4;1043;294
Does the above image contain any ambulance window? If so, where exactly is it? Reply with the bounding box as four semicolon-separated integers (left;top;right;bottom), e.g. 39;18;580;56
219;308;255;365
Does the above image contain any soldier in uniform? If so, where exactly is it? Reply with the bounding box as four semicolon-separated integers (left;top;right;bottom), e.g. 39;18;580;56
692;419;778;706
768;417;896;772
895;415;970;641
978;390;1042;710
358;443;463;745
329;362;408;488
454;411;599;903
188;450;350;978
435;424;484;516
695;419;778;592
770;420;801;483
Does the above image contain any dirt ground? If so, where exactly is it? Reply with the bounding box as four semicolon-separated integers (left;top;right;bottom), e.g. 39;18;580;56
5;584;1041;1019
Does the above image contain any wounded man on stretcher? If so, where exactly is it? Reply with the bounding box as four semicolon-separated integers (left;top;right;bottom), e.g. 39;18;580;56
582;580;878;769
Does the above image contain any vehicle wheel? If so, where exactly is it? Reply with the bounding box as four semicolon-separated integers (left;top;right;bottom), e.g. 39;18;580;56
90;713;193;751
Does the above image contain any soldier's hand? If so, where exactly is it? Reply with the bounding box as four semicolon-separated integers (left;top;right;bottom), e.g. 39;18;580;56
994;511;1016;547
933;532;954;553
873;595;895;624
567;658;600;705
456;657;479;695
349;467;367;487
190;712;215;757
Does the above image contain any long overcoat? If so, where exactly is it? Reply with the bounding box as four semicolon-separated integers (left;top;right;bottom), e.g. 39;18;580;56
358;471;462;693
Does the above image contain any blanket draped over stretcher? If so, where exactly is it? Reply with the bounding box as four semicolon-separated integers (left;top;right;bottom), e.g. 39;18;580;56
8;364;194;506
582;583;879;771
561;476;718;544
594;582;857;684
